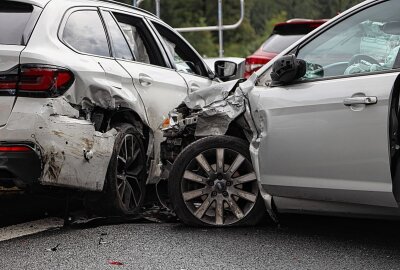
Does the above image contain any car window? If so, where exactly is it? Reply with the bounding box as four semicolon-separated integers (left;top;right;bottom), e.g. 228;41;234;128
102;11;133;61
0;1;35;45
113;13;165;67
297;1;400;81
119;22;150;64
153;22;208;77
262;34;304;54
63;10;110;57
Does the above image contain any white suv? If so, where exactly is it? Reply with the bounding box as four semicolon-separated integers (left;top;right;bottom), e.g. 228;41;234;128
0;0;237;215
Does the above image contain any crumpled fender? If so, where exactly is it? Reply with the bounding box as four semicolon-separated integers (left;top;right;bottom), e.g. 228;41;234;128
181;73;279;222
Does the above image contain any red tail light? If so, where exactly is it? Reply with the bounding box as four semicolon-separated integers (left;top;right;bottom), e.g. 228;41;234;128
0;68;19;94
0;146;31;152
244;56;271;78
0;65;74;98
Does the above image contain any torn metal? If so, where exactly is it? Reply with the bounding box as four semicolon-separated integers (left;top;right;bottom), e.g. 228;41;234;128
165;79;247;137
3;97;116;191
161;74;278;221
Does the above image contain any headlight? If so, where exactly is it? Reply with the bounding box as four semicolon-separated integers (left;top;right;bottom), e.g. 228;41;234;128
161;111;182;131
161;110;199;132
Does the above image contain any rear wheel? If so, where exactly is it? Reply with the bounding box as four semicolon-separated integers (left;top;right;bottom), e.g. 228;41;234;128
88;123;146;216
169;136;265;227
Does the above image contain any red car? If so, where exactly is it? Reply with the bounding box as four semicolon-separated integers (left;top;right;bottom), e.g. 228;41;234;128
244;19;328;78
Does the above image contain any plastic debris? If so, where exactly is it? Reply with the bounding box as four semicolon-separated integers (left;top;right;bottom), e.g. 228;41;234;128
108;260;124;266
46;244;60;252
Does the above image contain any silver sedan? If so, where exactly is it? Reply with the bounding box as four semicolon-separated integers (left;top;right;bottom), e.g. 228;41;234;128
162;0;400;226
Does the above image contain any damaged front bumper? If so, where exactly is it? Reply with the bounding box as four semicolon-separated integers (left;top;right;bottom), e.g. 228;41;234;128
160;76;278;221
0;97;116;191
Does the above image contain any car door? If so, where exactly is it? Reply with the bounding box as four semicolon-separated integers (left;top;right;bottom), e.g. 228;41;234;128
105;10;188;131
61;8;148;123
255;0;400;208
149;20;215;93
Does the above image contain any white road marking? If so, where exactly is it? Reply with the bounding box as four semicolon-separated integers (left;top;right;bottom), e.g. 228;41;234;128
0;217;64;242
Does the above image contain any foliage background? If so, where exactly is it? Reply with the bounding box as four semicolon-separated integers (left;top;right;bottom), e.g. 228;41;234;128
115;0;364;57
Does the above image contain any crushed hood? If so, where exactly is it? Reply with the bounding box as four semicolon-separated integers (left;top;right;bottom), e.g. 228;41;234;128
183;74;258;110
184;79;243;110
180;75;258;137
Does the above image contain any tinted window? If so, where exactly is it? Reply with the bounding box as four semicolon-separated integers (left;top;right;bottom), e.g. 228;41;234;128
154;23;207;77
119;22;150;64
63;10;110;57
160;34;196;74
262;34;304;53
102;11;133;61
0;2;34;45
113;13;165;67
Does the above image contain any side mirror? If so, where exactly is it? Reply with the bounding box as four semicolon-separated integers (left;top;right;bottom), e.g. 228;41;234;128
271;54;306;85
214;60;238;81
382;22;400;35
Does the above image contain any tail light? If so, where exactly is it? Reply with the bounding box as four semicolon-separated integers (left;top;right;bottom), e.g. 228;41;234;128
0;64;74;98
0;146;32;152
244;56;271;78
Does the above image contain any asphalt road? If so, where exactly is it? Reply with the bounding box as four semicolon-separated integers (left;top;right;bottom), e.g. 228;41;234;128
1;214;400;270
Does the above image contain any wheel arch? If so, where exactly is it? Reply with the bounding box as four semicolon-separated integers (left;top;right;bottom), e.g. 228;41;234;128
108;108;151;152
225;115;253;143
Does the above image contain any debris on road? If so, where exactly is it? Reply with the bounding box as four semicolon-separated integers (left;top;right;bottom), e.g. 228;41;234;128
69;204;178;229
108;260;124;266
46;243;61;252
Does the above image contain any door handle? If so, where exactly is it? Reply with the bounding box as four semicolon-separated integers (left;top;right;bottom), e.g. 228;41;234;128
190;83;200;92
344;96;378;106
139;74;153;87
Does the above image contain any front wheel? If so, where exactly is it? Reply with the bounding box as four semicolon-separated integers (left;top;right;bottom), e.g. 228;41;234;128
168;136;265;227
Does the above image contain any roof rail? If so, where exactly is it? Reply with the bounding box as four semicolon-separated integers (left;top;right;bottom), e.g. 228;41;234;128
92;0;157;18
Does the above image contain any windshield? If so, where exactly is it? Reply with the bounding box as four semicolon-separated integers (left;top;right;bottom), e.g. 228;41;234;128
297;1;400;80
262;34;304;53
257;1;400;85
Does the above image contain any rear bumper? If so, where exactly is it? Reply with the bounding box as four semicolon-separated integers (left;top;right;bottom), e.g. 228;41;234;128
0;97;116;192
0;145;41;188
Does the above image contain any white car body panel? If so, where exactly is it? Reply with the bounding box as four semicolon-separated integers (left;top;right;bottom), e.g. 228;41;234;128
0;0;219;191
0;46;21;126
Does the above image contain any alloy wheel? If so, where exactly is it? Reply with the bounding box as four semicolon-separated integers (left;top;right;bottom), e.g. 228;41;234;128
181;147;259;225
115;134;144;212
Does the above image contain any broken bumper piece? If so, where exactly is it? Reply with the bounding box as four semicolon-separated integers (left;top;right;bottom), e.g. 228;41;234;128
0;97;117;191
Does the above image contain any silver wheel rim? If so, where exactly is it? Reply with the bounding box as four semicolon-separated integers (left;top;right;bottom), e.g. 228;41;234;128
116;134;144;212
181;148;259;225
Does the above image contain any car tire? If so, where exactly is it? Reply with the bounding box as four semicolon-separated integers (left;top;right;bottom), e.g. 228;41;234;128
169;135;266;227
88;123;147;216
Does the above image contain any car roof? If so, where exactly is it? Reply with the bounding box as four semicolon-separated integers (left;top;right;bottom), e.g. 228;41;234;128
278;19;329;26
90;0;157;18
7;0;157;19
6;0;50;8
272;19;328;36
